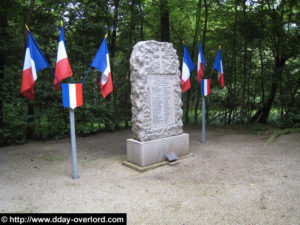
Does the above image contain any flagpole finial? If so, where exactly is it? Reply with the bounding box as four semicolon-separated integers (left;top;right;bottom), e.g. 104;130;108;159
25;24;30;31
182;40;185;45
61;20;63;27
219;45;221;49
105;33;108;39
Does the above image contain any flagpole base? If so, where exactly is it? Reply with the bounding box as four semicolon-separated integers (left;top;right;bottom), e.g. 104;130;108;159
202;95;206;144
69;108;79;180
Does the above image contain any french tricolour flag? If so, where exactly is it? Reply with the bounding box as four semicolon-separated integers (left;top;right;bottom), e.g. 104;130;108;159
197;41;205;83
90;37;113;98
54;26;73;90
213;47;224;88
181;46;194;93
62;83;83;109
201;79;211;96
21;31;49;101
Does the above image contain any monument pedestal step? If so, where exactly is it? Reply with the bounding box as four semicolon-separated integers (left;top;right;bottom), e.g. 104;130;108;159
126;133;189;167
122;153;194;172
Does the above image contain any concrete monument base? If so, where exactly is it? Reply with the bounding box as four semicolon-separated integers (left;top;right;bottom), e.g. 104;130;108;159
126;133;189;167
122;154;194;172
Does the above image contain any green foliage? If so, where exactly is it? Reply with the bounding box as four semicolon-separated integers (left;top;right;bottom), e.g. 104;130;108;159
0;0;299;145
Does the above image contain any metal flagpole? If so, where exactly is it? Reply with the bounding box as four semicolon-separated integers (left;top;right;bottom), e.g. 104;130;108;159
202;95;206;144
69;108;78;179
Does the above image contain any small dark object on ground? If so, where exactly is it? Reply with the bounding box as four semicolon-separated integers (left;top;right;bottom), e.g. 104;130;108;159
165;152;178;162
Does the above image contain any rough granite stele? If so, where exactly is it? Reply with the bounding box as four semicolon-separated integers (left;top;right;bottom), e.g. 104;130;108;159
129;40;183;142
126;40;189;167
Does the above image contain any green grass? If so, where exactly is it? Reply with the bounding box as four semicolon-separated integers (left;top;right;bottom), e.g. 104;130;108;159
43;154;64;162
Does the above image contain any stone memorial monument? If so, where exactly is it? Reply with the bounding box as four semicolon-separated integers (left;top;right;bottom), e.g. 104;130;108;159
126;40;189;167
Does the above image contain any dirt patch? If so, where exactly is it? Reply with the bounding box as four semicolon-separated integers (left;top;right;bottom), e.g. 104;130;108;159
0;126;299;224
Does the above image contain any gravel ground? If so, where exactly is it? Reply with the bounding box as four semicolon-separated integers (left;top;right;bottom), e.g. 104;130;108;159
0;126;299;225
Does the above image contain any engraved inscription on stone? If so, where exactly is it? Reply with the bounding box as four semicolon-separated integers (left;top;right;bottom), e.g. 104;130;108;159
130;40;183;142
148;74;175;128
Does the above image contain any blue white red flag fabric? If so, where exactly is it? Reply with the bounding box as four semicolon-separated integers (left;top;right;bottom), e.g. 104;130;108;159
201;79;211;96
21;31;49;101
91;37;113;98
197;41;205;83
62;83;83;109
181;46;194;92
54;26;73;90
213;47;224;88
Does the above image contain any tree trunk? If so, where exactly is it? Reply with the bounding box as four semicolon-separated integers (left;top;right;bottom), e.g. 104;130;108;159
185;0;202;125
185;0;202;124
240;0;247;123
24;0;35;39
286;71;300;112
25;0;35;139
226;0;238;125
252;58;285;123
190;0;202;124
0;1;10;126
111;0;120;128
160;0;170;42
246;52;253;120
252;0;289;123
194;0;207;125
111;0;119;59
129;0;136;44
105;0;119;130
258;59;285;123
137;0;144;40
259;44;265;108
184;91;191;124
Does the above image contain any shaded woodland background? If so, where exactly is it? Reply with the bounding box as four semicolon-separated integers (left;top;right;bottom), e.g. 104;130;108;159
0;0;299;144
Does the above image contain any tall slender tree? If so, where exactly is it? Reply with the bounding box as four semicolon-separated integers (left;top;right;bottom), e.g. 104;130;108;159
160;0;170;42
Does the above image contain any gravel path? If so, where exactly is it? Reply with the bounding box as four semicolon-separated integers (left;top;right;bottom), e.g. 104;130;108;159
0;126;299;224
